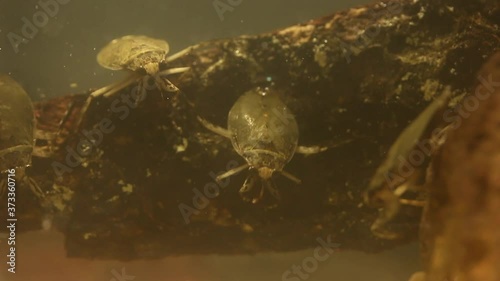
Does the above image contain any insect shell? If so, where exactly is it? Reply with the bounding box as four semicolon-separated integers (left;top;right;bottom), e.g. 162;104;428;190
199;86;305;204
0;75;43;199
96;35;191;96
75;35;193;129
0;74;35;172
229;87;299;179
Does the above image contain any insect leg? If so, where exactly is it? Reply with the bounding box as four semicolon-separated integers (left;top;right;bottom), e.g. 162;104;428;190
369;187;401;240
215;163;249;183
56;100;76;135
279;170;302;184
239;172;256;194
102;74;141;98
197;116;232;139
133;78;147;106
165;45;199;63
155;66;190;94
399;198;426;207
16;169;44;199
156;76;180;93
157;67;190;76
0;145;32;158
366;168;425;239
76;73;140;129
296;139;353;155
393;182;426;206
239;172;258;203
27;176;44;199
295;145;328;154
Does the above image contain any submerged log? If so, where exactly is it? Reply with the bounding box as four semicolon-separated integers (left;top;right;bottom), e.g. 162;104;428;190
1;0;499;261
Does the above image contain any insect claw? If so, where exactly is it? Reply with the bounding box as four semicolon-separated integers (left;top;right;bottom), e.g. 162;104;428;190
197;116;233;139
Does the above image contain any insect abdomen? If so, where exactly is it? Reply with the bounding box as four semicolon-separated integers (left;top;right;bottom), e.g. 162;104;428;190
228;88;298;165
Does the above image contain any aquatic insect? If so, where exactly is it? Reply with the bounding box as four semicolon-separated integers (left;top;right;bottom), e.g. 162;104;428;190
198;87;337;203
0;75;43;198
364;89;451;239
77;35;193;127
